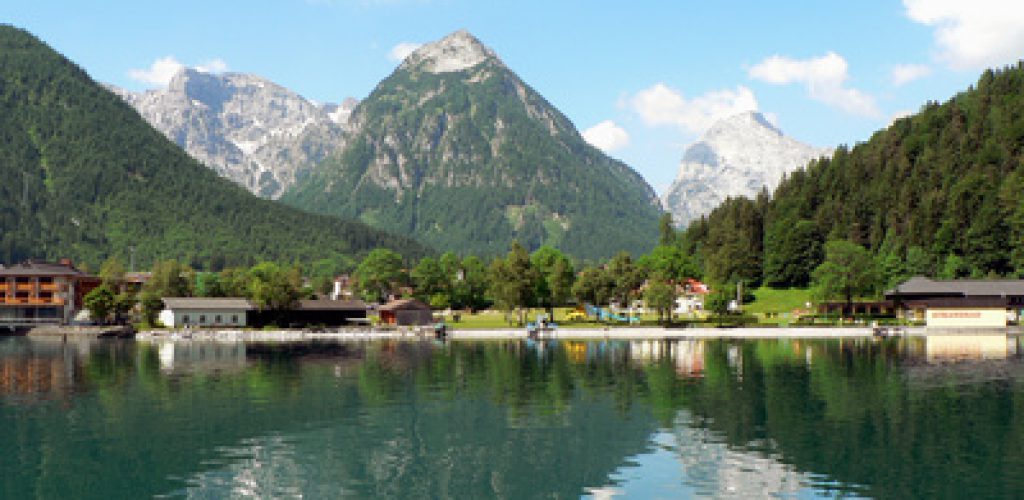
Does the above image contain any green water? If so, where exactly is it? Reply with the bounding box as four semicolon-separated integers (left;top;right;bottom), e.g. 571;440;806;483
1;336;1023;499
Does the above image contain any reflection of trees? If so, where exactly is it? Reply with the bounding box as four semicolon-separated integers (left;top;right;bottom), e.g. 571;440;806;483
677;339;1024;499
7;336;1021;498
0;339;661;499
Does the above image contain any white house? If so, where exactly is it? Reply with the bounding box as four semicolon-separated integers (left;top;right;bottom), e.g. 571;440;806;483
159;297;254;328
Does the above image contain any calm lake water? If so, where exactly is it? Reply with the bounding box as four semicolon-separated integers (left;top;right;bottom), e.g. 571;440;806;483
1;335;1023;499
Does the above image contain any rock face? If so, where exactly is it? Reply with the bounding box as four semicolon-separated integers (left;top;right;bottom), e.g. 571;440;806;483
661;112;831;226
112;70;355;198
282;30;662;259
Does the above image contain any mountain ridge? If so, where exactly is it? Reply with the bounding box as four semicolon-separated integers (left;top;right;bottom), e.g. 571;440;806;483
282;30;662;259
111;69;355;199
0;24;427;268
662;111;831;226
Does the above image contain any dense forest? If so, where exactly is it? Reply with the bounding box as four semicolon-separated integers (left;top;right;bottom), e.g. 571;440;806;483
682;62;1024;290
282;37;662;260
0;25;428;270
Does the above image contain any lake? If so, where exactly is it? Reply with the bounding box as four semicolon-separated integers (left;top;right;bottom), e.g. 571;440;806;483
1;335;1023;498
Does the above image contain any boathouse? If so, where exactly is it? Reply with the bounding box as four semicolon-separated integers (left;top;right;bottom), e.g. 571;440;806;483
379;298;433;326
265;299;368;328
159;297;255;328
884;277;1024;327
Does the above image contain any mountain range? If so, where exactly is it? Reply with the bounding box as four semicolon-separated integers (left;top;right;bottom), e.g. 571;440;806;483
281;31;663;259
662;111;830;227
111;71;356;199
0;25;426;269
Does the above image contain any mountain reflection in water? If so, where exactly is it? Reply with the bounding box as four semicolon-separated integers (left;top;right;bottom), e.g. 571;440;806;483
0;335;1022;499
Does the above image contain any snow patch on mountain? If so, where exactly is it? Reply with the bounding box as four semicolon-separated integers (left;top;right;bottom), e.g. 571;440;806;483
112;69;356;198
662;111;831;226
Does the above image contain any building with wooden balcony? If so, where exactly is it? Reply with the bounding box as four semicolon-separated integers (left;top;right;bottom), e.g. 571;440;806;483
0;260;101;328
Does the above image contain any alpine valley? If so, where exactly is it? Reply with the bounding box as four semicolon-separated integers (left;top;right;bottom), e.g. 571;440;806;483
0;25;427;268
280;31;663;259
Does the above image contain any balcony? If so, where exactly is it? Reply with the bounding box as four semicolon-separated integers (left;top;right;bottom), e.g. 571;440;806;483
1;297;63;306
39;283;62;292
27;298;63;306
14;283;34;292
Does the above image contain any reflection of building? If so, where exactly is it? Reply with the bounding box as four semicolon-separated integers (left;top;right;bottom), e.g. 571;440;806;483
886;277;1024;327
379;299;433;326
157;341;247;373
0;339;93;397
159;298;254;328
0;260;101;327
924;334;1015;362
629;340;705;376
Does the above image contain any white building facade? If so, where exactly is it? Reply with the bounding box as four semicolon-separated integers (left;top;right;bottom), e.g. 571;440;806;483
158;297;254;328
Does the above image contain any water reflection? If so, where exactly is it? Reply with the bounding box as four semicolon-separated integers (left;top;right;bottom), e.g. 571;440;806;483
0;335;1023;498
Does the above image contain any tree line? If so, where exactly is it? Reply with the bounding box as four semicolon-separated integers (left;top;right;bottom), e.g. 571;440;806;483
679;61;1024;302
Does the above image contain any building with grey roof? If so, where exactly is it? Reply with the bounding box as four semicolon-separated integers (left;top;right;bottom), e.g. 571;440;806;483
159;297;255;328
885;277;1024;327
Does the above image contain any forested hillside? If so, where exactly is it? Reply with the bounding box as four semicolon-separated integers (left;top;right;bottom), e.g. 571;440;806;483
0;25;428;269
682;62;1024;288
282;31;661;260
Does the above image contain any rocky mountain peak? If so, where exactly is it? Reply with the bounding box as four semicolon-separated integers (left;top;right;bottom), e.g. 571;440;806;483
112;69;354;199
400;30;499;74
663;112;831;227
707;111;782;137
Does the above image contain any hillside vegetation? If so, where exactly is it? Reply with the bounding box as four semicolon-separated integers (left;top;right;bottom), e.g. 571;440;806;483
0;25;428;269
683;62;1024;289
283;33;661;260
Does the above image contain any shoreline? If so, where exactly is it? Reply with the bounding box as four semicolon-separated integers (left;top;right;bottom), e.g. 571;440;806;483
132;326;1023;343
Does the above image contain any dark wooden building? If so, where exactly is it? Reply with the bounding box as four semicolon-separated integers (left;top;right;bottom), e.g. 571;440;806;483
379;299;433;326
252;300;368;328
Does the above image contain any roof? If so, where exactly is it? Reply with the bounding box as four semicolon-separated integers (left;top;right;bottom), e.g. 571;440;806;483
379;298;432;311
0;260;93;278
295;299;367;311
162;297;254;310
886;277;1024;298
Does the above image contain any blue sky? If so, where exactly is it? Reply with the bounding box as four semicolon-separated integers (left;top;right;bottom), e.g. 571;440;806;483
7;0;1024;193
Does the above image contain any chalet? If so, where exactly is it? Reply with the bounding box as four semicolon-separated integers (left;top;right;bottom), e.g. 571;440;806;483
379;298;433;326
0;260;101;328
885;277;1024;327
159;297;254;328
674;279;709;315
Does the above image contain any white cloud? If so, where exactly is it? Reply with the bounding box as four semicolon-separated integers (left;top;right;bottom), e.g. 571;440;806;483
128;56;184;86
582;120;630;153
388;42;422;62
748;52;880;117
196;58;229;74
627;83;759;134
904;0;1024;70
128;56;229;87
891;63;932;86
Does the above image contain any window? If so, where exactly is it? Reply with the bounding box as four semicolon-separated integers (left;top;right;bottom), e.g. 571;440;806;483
183;315;190;324
215;315;222;324
232;315;239;324
199;315;207;324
